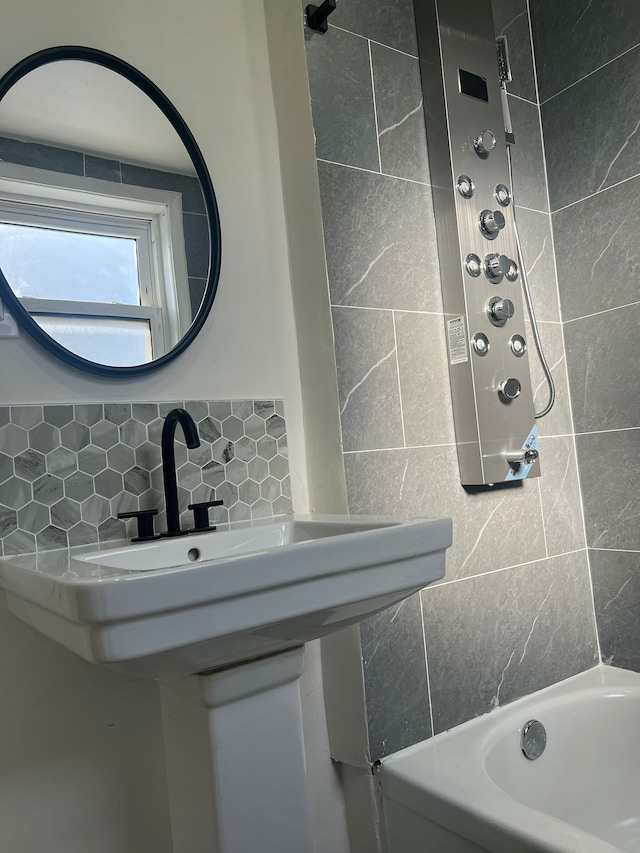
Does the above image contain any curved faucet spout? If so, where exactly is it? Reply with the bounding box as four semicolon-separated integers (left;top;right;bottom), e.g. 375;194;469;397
161;408;200;537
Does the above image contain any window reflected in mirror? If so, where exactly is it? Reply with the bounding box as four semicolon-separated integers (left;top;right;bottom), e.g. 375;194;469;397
0;49;220;374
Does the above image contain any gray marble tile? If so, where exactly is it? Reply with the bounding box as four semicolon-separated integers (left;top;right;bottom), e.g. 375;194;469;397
542;46;640;211
1;400;289;553
0;453;13;483
370;43;429;183
120;165;205;215
491;0;536;103
0;506;17;536
318;161;440;310
51;498;81;530
344;445;546;580
423;550;598;733
0;424;28;455
576;429;640;550
552;177;640;321
590;548;640;670
74;404;103;427
529;0;640;102
305;26;379;171
132;403;159;425
0;136;83;175
183;213;209;279
64;471;93;503
394;311;455;447
32;474;62;507
326;0;418;55
36;525;68;551
68;521;99;548
2;476;30;510
525;320;572;438
3;529;35;556
17;501;49;535
565;304;640;433
538;435;585;557
14;450;45;482
77;445;107;476
508;96;548;212
10;406;42;430
91;420;120;450
47;447;78;480
332;307;404;451
60;421;89;453
104;404;132;427
85;155;121;182
29;423;59;455
515;208;558;322
360;592;431;761
43;406;74;428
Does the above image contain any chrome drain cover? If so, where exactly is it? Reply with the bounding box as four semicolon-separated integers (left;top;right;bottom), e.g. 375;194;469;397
521;719;546;760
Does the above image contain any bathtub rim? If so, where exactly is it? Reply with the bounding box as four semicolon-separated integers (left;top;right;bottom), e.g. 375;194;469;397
379;665;637;853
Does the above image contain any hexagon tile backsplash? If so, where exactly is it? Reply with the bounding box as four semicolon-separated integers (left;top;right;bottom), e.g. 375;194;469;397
0;400;291;556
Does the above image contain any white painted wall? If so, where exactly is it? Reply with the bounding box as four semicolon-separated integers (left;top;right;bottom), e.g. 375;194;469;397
0;1;350;850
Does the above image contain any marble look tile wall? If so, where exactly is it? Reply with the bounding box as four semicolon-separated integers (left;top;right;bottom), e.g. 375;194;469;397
0;401;291;556
305;0;595;762
530;1;640;674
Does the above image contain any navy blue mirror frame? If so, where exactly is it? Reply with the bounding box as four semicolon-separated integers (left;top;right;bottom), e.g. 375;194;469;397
0;46;222;378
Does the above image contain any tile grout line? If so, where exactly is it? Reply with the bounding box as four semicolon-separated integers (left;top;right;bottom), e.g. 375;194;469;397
418;589;436;739
341;430;576;454
551;169;640;214
539;40;640;107
433;547;587;589
528;0;603;663
332;302;562;323
327;23;419;61
367;40;383;174
563;299;640;324
316;156;432;187
537;476;549;559
575;426;640;437
590;547;640;554
391;312;407;448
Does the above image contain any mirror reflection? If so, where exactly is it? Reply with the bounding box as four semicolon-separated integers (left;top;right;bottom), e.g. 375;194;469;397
0;58;213;368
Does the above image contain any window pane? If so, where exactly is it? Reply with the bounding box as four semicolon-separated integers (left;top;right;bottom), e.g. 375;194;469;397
0;223;140;304
34;315;152;367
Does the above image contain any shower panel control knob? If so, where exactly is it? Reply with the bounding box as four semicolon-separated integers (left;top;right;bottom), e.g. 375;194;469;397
487;296;515;326
474;129;496;157
479;209;505;239
497;377;521;402
484;253;511;282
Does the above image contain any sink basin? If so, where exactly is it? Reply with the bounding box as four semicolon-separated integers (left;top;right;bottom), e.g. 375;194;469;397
0;514;452;677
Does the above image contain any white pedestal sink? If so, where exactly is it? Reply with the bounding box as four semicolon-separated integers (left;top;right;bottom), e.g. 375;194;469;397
0;514;452;852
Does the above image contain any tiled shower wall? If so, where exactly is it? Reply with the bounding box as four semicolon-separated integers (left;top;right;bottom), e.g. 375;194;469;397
0;400;291;555
305;0;597;760
530;2;640;671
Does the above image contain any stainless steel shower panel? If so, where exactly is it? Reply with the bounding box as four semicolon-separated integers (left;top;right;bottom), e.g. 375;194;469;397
414;0;540;485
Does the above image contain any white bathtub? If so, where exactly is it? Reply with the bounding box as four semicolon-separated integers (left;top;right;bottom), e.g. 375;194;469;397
379;666;640;853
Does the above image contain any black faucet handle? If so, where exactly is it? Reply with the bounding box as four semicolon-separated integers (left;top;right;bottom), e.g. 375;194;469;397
117;509;160;542
188;500;224;533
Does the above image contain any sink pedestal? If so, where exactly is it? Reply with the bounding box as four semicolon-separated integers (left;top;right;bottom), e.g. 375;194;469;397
158;646;313;853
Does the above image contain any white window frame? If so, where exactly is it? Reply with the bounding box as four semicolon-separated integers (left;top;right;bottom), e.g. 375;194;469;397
0;161;192;358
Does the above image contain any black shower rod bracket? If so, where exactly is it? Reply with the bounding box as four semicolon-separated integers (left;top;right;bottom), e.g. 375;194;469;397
305;0;337;33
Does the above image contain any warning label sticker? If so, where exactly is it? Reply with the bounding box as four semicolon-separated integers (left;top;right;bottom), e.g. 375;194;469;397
447;316;468;365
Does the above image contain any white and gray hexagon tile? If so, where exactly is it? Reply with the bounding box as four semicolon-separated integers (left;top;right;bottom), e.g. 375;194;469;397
0;400;291;555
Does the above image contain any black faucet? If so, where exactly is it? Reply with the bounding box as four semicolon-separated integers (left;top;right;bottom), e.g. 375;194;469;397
161;407;200;537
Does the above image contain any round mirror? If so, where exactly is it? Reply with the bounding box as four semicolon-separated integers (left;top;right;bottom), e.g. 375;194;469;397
0;46;221;376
